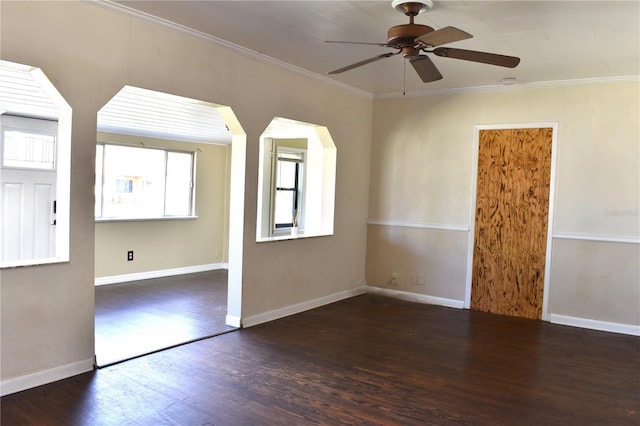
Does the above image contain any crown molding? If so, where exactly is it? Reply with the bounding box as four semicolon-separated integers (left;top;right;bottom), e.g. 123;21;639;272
375;75;640;99
89;0;373;99
89;1;638;101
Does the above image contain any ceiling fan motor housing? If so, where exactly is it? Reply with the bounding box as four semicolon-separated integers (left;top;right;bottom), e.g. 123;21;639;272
388;24;434;56
388;1;435;56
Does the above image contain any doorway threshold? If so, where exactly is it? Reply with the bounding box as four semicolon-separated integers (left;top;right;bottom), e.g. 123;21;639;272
96;327;239;368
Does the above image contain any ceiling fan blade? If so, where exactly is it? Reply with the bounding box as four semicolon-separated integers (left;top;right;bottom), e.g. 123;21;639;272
410;56;443;82
325;40;390;47
328;52;397;74
416;26;473;47
433;47;521;68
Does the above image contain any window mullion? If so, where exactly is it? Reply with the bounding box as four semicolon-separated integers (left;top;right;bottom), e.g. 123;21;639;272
163;150;169;217
293;162;300;212
99;144;105;218
189;152;195;216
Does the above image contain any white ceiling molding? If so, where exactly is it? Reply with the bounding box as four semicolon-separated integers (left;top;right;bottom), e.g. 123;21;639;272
91;0;373;99
90;1;639;97
375;75;640;100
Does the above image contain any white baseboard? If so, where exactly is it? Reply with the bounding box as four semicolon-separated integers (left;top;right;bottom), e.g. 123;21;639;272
226;314;241;328
242;285;369;328
1;358;94;397
366;286;465;309
95;263;228;286
549;314;640;336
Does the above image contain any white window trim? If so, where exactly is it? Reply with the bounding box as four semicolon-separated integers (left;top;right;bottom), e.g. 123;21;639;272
271;145;306;236
95;142;197;221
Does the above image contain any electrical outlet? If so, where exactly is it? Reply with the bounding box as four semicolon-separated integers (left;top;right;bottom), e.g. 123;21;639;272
418;273;426;286
127;250;134;261
389;272;400;287
410;273;426;286
410;273;427;286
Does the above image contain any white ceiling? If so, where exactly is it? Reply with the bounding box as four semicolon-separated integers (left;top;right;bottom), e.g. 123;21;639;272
0;61;59;120
3;1;638;145
107;0;640;95
0;64;314;145
98;86;233;144
0;62;233;144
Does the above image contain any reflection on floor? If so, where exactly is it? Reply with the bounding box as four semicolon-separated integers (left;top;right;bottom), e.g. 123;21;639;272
4;295;638;424
95;269;237;367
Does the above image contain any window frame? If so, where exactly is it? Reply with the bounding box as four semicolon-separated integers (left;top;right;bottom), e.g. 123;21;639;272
271;145;306;234
1;124;58;171
95;142;197;221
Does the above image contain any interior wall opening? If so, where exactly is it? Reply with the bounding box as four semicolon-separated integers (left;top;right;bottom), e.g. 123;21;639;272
0;60;71;268
256;117;337;242
94;85;245;366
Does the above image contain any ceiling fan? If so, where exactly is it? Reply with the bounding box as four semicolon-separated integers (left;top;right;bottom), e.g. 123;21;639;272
327;0;520;83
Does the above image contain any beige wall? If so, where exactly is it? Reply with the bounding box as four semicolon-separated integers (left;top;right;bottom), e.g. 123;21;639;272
549;239;639;325
2;0;636;392
366;225;468;301
94;133;230;278
367;82;640;327
1;1;372;384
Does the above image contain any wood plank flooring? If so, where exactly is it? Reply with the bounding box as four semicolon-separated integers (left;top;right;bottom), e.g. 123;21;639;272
3;294;639;425
95;269;235;366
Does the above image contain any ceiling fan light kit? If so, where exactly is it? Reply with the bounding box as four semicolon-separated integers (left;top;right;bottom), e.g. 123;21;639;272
327;0;521;85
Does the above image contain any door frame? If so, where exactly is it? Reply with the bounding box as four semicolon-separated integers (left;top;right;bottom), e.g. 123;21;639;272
463;122;559;321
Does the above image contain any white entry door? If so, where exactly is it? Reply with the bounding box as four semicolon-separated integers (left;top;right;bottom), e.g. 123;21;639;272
1;168;56;262
1;115;58;263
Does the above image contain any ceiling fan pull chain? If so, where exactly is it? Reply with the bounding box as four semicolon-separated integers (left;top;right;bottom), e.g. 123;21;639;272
403;57;406;96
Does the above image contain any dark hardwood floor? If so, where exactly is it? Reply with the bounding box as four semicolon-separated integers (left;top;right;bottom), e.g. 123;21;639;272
3;294;639;425
95;269;236;366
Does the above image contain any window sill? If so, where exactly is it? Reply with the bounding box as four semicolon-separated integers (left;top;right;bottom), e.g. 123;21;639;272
1;256;70;269
95;216;198;223
257;229;304;242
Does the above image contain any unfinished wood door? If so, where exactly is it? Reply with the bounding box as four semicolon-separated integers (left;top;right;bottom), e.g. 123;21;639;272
471;128;552;319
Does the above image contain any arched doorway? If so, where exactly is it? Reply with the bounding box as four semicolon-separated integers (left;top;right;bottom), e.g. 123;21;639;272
94;86;245;365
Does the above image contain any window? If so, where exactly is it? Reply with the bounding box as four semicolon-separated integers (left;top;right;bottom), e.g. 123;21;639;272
2;130;56;170
273;148;305;230
95;143;195;220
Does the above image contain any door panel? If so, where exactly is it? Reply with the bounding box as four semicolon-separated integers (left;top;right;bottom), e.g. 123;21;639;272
471;128;552;319
1;169;56;262
2;182;23;260
33;183;55;258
